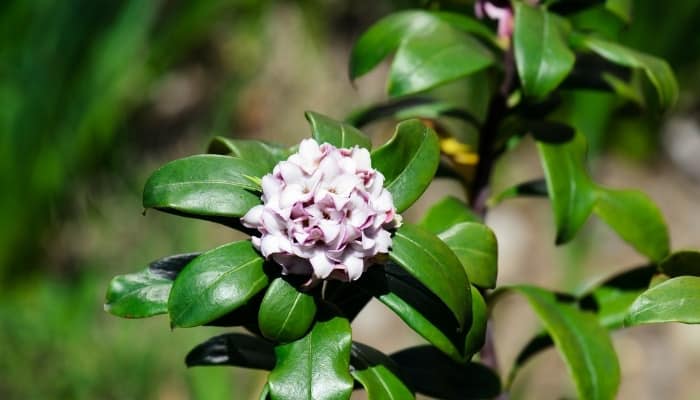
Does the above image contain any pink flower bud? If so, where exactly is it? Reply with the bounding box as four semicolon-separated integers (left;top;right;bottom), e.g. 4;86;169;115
242;139;401;284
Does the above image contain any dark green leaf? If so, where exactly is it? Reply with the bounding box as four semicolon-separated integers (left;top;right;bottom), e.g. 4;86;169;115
258;277;317;343
391;346;501;399
346;97;480;129
143;155;265;219
168;241;268;327
577;35;678;110
305;111;371;150
359;263;465;361
350;342;414;399
269;316;354;400
390;224;471;329
490;179;548;204
625;276;700;325
349;11;494;80
438;222;498;289
371;120;440;212
388;23;494;97
528;120;576;143
185;333;275;370
323;281;373;321
594;189;670;262
105;253;199;318
420;196;479;234
464;286;487;359
503;286;620;400
659;250;700;277
207;137;289;173
514;3;575;98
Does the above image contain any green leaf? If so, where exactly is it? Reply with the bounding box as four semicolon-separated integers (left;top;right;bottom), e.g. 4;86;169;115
168;241;268;328
269;316;354;400
391;346;501;399
323;281;373;321
390;224;471;329
490;179;548;205
258;277;317;343
143;155;265;220
504;286;620;400
594;189;670;262
350;342;414;400
464;286;488;359
438;222;498;289
371;120;440;212
577;35;678;110
185;333;276;370
660;250;700;277
346;97;480;129
514;3;576;98
580;265;656;329
388;23;494;97
625;276;700;325
606;0;632;23
537;132;670;261
349;11;494;80
105;253;199;318
305;111;371;150
537;132;597;244
207;137;289;173
419;196;479;234
358;263;465;361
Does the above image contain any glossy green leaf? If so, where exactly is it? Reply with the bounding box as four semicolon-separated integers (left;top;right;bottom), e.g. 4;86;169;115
659;250;700;277
594;189;670;262
305;111;371;150
259;384;270;400
371;120;440;212
464;286;487;359
626;276;700;325
577;35;678;110
537;132;597;244
350;342;414;399
143;154;265;219
105;253;199;318
269;316;354;400
420;196;479;234
537;132;670;260
207;137;289;173
258;277;317;343
359;263;465;361
438;222;498;289
514;3;575;98
349;11;494;80
504;286;620;400
388;23;494;96
390;224;471;328
391;346;501;399
168;241;268;328
185;333;276;370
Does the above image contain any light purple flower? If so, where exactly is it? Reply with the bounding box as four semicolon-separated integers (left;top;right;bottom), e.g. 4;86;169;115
242;139;401;284
475;0;514;40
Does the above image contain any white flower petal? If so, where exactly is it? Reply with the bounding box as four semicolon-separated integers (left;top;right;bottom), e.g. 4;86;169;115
310;252;334;279
241;205;264;228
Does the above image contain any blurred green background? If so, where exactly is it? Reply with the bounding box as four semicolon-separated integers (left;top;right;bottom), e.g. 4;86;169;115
1;1;699;399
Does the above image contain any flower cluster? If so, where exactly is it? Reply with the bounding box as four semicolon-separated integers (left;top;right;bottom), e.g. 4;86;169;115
242;139;401;283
